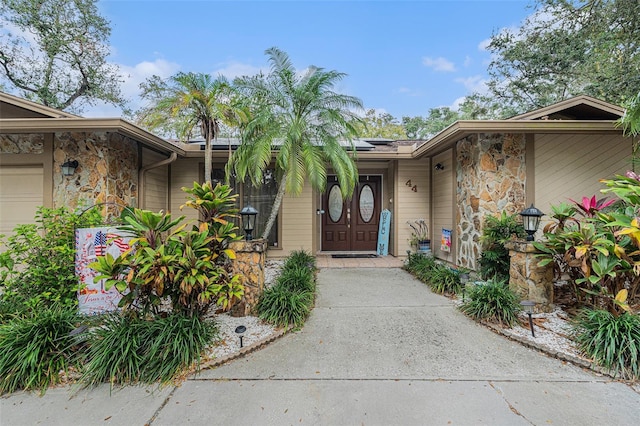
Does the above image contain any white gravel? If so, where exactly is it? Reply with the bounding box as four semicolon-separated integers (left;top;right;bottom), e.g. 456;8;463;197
502;308;588;361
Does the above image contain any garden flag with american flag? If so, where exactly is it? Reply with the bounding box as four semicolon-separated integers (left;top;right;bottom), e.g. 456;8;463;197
75;227;131;314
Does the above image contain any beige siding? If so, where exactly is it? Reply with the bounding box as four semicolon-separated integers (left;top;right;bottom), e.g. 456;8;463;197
0;166;43;237
279;183;313;258
141;149;169;213
432;150;454;261
170;158;202;223
535;134;631;226
396;157;430;255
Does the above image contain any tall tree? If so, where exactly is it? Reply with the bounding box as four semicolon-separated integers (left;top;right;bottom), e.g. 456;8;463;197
356;109;407;139
0;0;126;112
137;72;246;183
486;0;640;114
228;47;363;240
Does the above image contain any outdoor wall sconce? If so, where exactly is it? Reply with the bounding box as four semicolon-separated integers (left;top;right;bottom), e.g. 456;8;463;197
240;204;258;241
520;300;536;337
235;325;247;348
435;163;445;171
519;204;544;241
61;160;79;176
459;272;470;302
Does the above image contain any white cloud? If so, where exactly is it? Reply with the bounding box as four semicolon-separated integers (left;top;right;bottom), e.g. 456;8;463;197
212;61;265;80
396;87;421;97
463;56;472;67
454;75;488;93
422;56;456;72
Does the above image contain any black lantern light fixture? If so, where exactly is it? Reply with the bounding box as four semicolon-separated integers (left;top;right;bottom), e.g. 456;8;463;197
61;160;79;176
520;300;536;337
520;204;544;241
235;325;247;348
240;204;258;241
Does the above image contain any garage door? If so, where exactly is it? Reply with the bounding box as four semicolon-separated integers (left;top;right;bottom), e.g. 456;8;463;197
0;166;44;237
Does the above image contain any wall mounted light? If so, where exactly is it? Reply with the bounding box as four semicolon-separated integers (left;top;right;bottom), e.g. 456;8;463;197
61;160;79;176
434;163;445;171
520;204;544;241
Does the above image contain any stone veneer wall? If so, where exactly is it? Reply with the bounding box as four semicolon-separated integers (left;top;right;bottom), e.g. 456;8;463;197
456;133;527;270
0;134;45;153
53;132;138;216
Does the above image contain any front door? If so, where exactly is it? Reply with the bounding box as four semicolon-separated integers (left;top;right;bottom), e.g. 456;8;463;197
322;175;381;251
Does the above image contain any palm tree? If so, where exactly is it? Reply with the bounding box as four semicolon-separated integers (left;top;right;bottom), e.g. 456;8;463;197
137;72;246;183
227;47;364;239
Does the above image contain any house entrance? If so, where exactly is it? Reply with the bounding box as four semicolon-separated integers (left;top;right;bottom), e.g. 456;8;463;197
321;175;381;251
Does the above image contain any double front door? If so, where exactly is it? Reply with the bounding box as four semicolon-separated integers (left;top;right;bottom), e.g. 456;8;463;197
321;175;381;251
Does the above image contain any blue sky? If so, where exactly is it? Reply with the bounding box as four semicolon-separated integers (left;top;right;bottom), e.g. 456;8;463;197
88;0;534;119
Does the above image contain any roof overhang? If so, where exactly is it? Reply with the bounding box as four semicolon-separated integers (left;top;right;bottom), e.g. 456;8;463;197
412;120;623;158
0;118;185;155
509;95;625;120
0;92;79;118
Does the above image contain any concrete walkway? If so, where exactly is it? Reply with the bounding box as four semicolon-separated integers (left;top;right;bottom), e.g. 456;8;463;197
2;268;639;425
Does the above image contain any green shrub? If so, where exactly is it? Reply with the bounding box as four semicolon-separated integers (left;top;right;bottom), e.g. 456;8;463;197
572;309;640;379
478;211;525;282
0;206;104;314
0;308;81;394
257;284;313;328
459;280;520;326
276;264;315;293
80;312;218;387
429;265;462;295
404;252;436;282
283;249;316;271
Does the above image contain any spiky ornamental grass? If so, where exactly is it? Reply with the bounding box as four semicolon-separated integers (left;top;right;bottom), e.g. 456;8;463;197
459;280;521;327
572;309;640;380
80;313;218;388
257;284;313;328
0;308;80;395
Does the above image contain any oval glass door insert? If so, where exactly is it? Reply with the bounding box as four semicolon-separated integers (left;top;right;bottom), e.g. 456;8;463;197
359;184;374;222
328;185;343;222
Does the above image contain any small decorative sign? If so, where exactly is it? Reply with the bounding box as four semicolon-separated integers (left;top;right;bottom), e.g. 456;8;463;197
75;227;130;315
377;209;391;256
441;228;452;252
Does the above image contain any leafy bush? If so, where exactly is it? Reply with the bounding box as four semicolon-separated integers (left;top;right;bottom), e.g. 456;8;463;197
478;211;526;282
91;183;244;318
459;280;521;326
0;308;81;394
535;186;639;314
404;253;461;294
0;206;104;314
80;312;218;387
572;309;640;379
257;284;313;328
282;249;317;271
276;265;315;293
257;251;317;328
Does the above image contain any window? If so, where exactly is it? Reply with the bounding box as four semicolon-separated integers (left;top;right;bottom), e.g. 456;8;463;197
242;169;279;247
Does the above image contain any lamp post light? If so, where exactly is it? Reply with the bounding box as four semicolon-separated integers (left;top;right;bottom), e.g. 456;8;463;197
235;325;247;348
61;160;79;176
520;300;536;337
520;204;544;241
240;205;258;241
460;272;470;302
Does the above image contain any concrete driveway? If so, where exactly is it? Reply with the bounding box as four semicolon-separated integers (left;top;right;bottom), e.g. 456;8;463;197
2;267;639;425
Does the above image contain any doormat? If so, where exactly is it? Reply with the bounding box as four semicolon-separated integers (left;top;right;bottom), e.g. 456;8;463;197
331;254;378;259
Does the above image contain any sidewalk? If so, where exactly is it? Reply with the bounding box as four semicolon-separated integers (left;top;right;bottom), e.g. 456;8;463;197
2;268;639;425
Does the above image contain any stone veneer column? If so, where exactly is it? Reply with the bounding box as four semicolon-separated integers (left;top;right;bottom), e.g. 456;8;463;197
504;240;554;312
229;239;268;317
